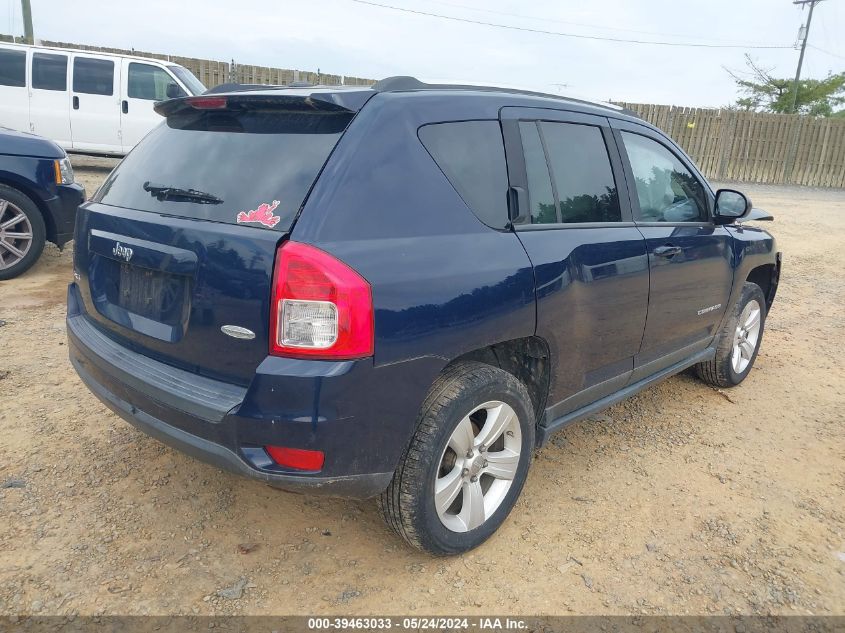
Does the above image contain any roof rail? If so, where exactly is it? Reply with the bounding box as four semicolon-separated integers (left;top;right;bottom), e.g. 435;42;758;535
371;76;624;113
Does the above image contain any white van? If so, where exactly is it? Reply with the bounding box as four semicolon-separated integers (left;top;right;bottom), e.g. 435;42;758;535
0;42;206;155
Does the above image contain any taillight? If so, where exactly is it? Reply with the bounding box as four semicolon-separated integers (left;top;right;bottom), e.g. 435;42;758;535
270;241;373;359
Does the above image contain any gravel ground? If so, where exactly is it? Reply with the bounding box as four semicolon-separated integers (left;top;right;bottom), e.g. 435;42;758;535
0;157;843;617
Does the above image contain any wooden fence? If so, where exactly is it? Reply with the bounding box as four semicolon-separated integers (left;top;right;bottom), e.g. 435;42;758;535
2;34;844;187
617;103;845;187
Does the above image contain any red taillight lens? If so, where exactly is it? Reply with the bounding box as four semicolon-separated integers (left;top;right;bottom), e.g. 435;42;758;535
265;446;325;471
270;241;374;359
185;96;228;109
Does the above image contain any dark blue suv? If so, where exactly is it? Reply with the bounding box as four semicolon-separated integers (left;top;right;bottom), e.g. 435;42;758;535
67;78;781;555
0;127;84;279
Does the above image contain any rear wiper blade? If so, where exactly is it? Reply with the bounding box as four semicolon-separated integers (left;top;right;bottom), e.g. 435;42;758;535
143;181;223;204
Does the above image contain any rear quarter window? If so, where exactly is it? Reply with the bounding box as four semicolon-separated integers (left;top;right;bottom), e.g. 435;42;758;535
418;120;509;229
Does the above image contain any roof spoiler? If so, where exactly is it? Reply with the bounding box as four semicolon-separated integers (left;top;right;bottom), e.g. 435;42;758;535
155;90;374;117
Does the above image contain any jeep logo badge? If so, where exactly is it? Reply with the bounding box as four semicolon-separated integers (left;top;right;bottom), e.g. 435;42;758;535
112;242;134;262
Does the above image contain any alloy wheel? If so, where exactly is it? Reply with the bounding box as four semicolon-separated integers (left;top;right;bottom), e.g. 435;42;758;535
434;400;522;533
732;299;762;374
0;199;34;271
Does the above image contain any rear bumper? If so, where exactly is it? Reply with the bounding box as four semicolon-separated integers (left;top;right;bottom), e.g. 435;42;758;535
66;284;431;498
70;353;391;496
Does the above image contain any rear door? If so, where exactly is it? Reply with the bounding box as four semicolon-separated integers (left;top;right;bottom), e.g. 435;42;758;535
120;60;186;151
73;96;356;383
612;121;734;380
501;107;649;418
29;51;72;148
70;53;121;153
0;46;29;133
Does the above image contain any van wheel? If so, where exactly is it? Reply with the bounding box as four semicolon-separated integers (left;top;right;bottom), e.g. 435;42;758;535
378;361;535;555
0;184;46;281
695;282;767;388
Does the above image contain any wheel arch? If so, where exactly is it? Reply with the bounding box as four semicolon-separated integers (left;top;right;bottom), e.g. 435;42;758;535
444;336;551;426
745;261;779;311
0;173;57;244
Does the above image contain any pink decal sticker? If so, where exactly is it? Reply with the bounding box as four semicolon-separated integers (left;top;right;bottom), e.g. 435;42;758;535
236;200;281;228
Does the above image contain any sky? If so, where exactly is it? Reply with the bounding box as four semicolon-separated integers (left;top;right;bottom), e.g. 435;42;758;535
3;0;844;107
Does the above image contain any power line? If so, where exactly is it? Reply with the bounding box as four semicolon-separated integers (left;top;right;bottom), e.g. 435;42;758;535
423;0;782;45
349;0;793;49
808;43;845;60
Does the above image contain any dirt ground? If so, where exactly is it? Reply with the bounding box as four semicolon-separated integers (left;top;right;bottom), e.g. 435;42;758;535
0;156;843;617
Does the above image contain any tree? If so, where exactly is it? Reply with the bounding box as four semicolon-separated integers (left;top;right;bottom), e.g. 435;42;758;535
726;54;845;117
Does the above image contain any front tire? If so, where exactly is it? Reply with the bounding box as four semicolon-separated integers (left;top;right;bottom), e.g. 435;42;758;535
378;362;535;555
0;184;46;281
695;282;767;388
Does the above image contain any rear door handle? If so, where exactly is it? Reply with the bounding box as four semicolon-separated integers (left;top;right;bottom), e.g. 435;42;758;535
653;245;682;258
122;100;128;114
72;96;79;110
507;186;529;224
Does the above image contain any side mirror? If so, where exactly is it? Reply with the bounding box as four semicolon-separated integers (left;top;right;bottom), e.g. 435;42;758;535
166;82;186;99
714;189;751;225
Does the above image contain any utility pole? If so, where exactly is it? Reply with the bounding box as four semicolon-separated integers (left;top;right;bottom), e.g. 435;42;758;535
789;0;821;114
782;0;822;183
20;0;34;44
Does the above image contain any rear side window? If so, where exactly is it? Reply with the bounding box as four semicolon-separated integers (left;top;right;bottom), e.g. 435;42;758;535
128;63;176;100
520;122;556;224
419;121;509;229
0;49;26;87
32;53;67;91
73;57;114;95
540;122;621;223
94;109;352;232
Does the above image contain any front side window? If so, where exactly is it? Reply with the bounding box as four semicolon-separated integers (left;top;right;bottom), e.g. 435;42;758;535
419;121;509;228
128;63;178;100
0;49;26;87
621;131;708;223
32;53;67;91
73;57;114;95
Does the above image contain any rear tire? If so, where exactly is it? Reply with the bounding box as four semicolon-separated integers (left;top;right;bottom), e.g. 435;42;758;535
0;184;46;281
378;362;535;555
695;282;767;388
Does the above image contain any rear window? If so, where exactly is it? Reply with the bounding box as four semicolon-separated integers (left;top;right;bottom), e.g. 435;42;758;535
418;121;509;229
94;108;351;231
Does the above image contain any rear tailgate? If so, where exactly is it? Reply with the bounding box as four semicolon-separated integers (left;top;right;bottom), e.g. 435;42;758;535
73;90;369;384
